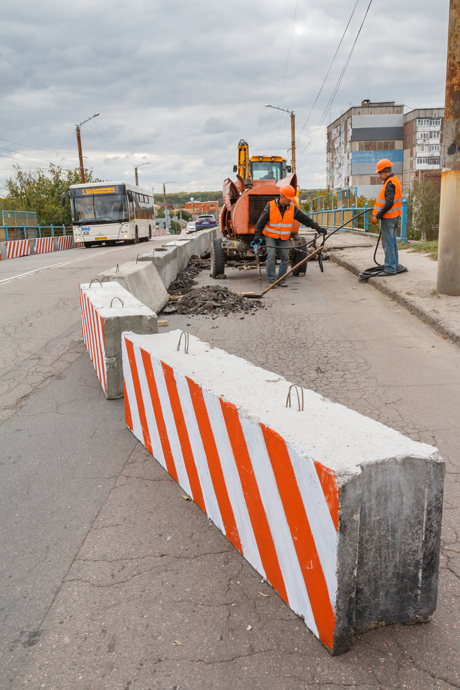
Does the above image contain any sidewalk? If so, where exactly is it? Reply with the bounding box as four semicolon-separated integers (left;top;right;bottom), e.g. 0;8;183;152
324;231;460;347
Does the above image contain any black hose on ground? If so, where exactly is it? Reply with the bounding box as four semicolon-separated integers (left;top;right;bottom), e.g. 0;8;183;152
358;229;408;281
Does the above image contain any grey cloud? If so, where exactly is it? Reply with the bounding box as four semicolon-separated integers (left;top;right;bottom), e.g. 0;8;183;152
0;0;449;193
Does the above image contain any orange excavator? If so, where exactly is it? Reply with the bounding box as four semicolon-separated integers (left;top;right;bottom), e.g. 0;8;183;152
210;140;308;278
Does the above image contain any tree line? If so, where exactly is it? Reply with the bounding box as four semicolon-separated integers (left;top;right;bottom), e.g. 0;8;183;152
0;165;101;227
0;166;440;241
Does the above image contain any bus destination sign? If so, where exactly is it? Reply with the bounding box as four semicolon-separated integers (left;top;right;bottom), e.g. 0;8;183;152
82;187;116;196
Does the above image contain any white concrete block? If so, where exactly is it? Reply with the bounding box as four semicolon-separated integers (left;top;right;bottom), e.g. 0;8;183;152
96;260;169;315
79;282;157;399
121;330;444;655
137;228;218;287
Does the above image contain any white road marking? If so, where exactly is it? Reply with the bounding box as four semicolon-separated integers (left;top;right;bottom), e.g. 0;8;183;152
0;245;140;286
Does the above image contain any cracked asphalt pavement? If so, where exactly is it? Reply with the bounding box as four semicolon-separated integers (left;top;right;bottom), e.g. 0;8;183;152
1;240;459;690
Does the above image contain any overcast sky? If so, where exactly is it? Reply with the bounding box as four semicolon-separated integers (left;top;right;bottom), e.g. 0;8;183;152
0;0;450;195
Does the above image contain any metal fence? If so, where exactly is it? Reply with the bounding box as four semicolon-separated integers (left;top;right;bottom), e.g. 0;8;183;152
1;210;37;227
308;200;408;243
0;224;72;242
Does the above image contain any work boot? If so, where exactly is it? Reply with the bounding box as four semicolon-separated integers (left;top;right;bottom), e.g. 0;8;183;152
279;280;288;287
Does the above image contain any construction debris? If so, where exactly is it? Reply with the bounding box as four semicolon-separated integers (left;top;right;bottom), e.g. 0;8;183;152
163;285;264;317
168;254;210;295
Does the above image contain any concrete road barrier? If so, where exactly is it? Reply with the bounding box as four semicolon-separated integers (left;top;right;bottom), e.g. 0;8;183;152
138;228;218;287
121;329;444;655
35;237;55;255
79;282;157;399
3;239;32;259
95;260;169;315
57;235;74;251
0;235;75;260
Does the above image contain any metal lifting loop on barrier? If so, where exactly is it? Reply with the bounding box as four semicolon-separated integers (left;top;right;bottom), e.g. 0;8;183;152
89;279;103;288
110;296;124;308
286;384;304;412
176;331;190;354
136;254;140;263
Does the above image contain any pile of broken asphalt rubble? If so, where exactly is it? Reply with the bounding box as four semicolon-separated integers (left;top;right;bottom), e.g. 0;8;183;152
162;253;264;317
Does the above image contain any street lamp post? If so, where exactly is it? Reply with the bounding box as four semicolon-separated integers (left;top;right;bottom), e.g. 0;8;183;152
75;113;100;183
134;161;151;186
265;104;296;174
161;180;176;233
162;180;176;208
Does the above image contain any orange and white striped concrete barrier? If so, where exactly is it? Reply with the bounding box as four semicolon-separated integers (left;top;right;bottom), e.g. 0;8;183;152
122;330;444;655
35;237;55;255
57;235;74;251
79;282;158;399
6;239;31;259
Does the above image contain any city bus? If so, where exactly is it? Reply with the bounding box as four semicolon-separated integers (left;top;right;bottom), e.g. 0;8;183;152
67;182;155;247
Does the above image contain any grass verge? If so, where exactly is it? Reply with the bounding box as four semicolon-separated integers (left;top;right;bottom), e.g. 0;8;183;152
400;240;438;260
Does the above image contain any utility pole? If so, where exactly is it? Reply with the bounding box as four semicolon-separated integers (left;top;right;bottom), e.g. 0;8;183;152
76;127;85;184
162;180;176;209
134;162;150;186
437;0;460;295
265;104;296;174
75;113;99;184
290;110;296;175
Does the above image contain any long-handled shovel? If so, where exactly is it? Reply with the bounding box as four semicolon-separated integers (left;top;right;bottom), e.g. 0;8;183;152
239;210;368;299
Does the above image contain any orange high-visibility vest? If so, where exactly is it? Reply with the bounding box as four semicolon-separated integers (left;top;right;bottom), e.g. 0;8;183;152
373;175;402;219
263;200;295;240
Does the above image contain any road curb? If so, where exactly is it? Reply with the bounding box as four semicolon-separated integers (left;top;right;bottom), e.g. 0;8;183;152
329;250;460;348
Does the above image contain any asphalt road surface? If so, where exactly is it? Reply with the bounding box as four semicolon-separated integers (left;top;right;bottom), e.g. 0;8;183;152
1;243;459;690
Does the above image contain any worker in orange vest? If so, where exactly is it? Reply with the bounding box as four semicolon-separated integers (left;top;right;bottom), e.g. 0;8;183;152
254;185;326;286
371;159;403;275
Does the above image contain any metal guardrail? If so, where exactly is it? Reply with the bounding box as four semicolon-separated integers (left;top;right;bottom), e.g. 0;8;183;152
308;199;408;243
0;224;72;243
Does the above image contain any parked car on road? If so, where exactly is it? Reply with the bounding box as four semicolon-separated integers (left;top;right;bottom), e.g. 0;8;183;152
195;214;217;230
185;221;197;234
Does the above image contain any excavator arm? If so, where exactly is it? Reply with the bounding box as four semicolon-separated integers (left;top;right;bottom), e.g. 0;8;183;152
237;139;251;180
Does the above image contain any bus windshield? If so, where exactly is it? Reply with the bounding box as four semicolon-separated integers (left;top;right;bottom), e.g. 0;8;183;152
71;185;128;224
250;161;284;182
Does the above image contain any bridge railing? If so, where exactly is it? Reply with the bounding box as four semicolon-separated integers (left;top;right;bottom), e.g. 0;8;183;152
308;200;408;243
0;224;73;242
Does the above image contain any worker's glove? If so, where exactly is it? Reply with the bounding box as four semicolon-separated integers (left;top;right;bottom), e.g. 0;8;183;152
371;216;378;226
251;236;263;246
317;227;328;236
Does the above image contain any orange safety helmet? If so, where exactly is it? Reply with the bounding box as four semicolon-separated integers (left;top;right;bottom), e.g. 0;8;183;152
279;185;296;200
375;158;393;173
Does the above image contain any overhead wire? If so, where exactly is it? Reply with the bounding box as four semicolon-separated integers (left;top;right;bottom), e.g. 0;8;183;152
0;137;64;153
269;0;299;148
298;0;374;158
0;145;76;170
0;52;134;159
278;0;299;108
297;0;360;141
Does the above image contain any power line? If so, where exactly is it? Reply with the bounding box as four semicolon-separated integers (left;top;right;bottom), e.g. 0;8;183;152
0;145;76;170
0;52;134;158
270;0;299;147
0;137;64;153
297;0;360;141
298;0;374;158
278;0;299;109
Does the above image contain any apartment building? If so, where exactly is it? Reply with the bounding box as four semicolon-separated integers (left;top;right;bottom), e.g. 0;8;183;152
403;108;444;192
326;101;444;199
326;100;404;200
